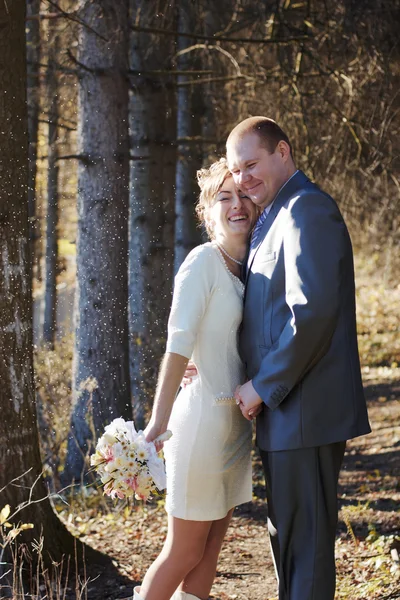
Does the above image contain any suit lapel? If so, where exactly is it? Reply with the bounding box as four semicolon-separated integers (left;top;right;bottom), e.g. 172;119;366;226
244;170;309;288
240;245;250;282
245;205;277;285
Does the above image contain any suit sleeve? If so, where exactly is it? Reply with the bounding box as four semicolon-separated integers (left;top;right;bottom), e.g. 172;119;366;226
252;192;347;409
166;246;216;359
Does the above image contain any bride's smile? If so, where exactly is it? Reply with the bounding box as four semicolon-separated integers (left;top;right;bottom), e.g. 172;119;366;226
207;175;257;264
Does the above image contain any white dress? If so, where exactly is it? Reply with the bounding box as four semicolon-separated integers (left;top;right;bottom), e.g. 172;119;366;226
163;242;252;521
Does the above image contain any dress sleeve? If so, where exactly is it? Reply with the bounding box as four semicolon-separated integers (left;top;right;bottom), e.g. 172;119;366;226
166;246;218;359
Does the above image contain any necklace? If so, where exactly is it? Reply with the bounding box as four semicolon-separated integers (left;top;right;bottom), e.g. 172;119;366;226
217;244;243;266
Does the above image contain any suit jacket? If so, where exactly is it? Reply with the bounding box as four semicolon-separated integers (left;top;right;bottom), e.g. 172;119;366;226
239;170;371;451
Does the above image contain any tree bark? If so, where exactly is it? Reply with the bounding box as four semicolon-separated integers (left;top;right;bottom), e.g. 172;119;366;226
174;2;203;272
129;0;176;428
0;0;107;568
201;1;225;164
63;0;132;484
43;33;60;348
26;0;41;276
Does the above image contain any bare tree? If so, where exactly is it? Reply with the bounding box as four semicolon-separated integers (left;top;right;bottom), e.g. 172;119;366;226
174;1;203;271
0;0;106;567
43;30;60;347
63;0;132;484
26;0;42;276
128;0;176;427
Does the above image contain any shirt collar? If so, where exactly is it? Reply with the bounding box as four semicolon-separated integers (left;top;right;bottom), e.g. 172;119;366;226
258;169;299;220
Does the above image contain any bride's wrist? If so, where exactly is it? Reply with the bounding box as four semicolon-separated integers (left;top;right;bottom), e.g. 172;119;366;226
146;415;165;432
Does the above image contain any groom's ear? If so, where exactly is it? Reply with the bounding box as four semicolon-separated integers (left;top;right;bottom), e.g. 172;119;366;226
276;140;291;161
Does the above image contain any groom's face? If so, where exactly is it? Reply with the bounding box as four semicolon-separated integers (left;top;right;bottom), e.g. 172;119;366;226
227;132;288;211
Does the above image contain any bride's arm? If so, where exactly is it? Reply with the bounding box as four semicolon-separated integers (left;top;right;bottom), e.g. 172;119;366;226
144;352;188;443
145;246;217;445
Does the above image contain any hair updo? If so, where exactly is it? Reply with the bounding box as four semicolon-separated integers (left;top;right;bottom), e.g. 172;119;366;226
196;157;231;239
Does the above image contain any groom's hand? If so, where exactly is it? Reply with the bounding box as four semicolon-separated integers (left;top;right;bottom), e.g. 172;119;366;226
235;381;263;421
181;360;198;387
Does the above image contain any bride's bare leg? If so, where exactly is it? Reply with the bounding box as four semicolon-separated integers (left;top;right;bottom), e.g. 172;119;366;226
139;515;212;600
179;509;234;598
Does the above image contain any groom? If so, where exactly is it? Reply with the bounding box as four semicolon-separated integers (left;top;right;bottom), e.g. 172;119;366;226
230;117;371;600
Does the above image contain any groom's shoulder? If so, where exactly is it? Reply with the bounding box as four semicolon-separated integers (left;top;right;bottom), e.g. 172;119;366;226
286;179;340;216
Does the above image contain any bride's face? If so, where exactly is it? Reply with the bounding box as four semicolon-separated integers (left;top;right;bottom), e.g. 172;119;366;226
207;175;257;242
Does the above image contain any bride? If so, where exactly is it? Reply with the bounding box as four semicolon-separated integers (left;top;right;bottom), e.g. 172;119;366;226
134;158;258;600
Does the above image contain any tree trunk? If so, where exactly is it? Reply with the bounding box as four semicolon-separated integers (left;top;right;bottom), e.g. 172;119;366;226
63;0;132;484
201;2;225;165
174;2;203;272
0;0;107;568
26;0;41;276
129;0;176;428
43;34;60;348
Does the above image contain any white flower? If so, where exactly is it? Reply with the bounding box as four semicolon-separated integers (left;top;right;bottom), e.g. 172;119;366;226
104;461;117;473
112;442;124;458
114;455;129;470
136;445;150;462
101;432;118;445
125;459;139;476
90;451;104;467
127;446;138;458
104;418;128;439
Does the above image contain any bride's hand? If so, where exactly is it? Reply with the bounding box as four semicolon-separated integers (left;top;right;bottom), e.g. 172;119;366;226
144;421;166;453
248;404;263;419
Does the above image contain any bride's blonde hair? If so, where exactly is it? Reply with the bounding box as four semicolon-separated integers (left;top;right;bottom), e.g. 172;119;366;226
196;157;231;239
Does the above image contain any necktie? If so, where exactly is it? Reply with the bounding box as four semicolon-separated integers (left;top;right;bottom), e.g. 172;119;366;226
250;208;268;249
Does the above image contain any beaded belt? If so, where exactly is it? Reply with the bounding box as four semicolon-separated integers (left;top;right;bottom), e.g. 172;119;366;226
214;396;237;406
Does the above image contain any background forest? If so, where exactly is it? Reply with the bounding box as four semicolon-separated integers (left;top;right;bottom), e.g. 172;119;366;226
0;0;399;599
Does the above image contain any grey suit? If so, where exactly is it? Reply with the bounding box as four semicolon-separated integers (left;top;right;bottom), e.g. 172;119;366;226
239;170;370;599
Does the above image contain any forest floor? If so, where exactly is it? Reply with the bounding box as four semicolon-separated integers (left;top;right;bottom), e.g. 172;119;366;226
57;366;400;600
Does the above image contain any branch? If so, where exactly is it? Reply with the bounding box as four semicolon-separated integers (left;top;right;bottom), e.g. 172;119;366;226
176;74;248;87
130;24;312;46
77;153;176;162
36;154;86;162
0;468;33;495
66;50;104;76
56;154;93;164
68;51;216;80
36;118;76;132
29;59;212;79
130;155;151;161
42;0;108;43
177;136;219;145
27;59;77;77
128;69;213;77
57;153;143;164
68;49;246;87
26;11;62;20
30;108;77;130
175;44;243;77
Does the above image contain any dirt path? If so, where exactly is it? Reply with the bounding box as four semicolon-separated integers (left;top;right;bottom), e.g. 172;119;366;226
68;367;400;600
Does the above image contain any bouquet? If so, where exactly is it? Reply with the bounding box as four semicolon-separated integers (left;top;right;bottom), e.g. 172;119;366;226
90;418;171;501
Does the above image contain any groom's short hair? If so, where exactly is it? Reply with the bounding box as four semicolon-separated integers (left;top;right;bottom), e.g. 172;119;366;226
227;116;293;156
